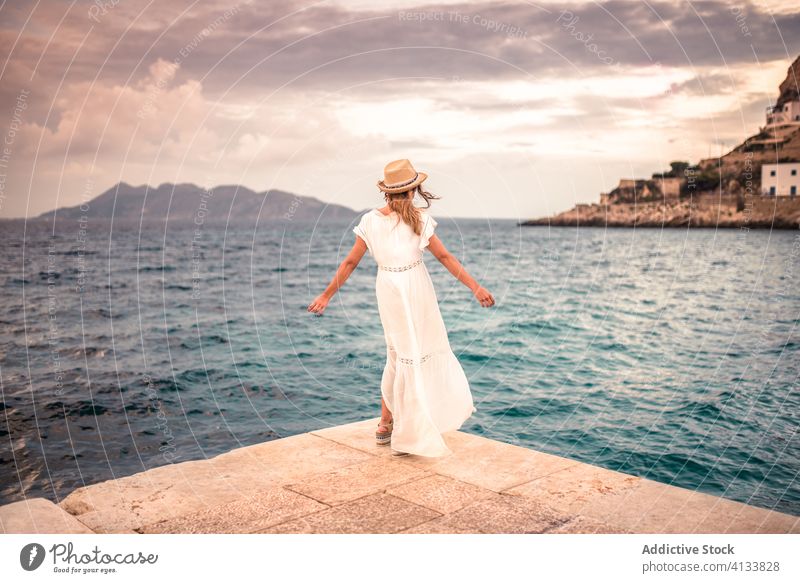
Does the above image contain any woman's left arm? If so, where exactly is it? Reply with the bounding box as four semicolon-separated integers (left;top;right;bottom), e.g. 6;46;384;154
307;237;368;314
427;234;495;307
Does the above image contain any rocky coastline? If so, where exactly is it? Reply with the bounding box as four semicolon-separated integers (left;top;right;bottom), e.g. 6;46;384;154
521;195;800;229
523;55;800;230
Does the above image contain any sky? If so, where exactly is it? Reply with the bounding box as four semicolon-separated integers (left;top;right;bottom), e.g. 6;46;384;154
1;0;799;220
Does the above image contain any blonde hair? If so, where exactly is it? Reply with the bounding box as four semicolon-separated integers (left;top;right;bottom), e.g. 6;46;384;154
384;184;441;235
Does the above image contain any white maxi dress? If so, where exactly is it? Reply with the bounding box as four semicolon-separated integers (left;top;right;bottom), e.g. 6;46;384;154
353;207;477;457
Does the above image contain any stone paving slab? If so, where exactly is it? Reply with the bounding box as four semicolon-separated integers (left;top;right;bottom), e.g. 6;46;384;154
398;433;581;491
398;520;480;534
504;460;643;515
314;417;580;490
1;417;796;534
571;475;799;534
284;457;432;506
386;474;497;515
140;486;329;534
58;433;371;533
206;432;372;477
396;492;573;534
258;492;441;534
693;500;800;534
546;515;631;534
0;498;94;534
507;462;799;534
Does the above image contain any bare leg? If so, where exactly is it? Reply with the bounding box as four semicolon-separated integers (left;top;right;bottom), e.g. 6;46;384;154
378;397;393;433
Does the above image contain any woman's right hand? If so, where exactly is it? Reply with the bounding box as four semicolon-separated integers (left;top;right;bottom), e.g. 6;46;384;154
473;285;495;307
307;294;330;314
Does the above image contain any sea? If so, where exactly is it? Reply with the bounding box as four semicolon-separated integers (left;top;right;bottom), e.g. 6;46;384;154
1;216;798;516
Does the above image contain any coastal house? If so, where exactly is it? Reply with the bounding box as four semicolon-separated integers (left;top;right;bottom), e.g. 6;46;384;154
748;99;800;149
765;100;800;130
602;179;655;204
653;176;683;200
761;162;800;196
601;175;683;205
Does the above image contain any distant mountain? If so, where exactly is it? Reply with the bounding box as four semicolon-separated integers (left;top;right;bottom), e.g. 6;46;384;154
31;182;360;223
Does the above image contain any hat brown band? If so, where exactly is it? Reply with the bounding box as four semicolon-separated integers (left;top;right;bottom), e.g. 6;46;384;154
384;172;419;189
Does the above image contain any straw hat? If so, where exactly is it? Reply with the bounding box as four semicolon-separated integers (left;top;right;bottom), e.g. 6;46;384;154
377;159;428;193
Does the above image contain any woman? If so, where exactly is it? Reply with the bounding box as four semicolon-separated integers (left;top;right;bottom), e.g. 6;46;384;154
307;159;495;457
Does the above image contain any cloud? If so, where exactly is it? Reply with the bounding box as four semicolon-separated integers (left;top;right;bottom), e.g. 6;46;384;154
1;0;799;218
5;1;799;101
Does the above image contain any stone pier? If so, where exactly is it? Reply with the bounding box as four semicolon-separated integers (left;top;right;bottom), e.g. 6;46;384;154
2;418;798;534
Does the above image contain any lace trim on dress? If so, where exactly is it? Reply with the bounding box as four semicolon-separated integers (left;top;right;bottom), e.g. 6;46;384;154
399;353;433;365
387;344;440;366
378;257;422;272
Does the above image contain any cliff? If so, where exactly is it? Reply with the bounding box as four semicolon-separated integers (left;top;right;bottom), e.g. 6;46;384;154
523;56;800;229
777;54;800;107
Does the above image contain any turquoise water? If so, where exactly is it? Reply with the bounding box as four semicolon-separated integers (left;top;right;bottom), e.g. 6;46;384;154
0;218;798;515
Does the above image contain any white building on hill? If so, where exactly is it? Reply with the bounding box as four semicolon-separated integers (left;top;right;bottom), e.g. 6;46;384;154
765;100;800;129
761;162;800;196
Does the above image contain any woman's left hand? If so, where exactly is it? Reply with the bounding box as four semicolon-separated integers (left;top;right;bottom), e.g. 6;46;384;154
307;294;330;314
473;285;495;308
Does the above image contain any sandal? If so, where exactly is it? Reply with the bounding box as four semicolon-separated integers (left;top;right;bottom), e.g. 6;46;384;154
391;449;409;457
375;418;393;446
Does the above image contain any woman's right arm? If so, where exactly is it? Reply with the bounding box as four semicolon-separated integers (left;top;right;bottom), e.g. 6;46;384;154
426;235;495;307
307;237;367;314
